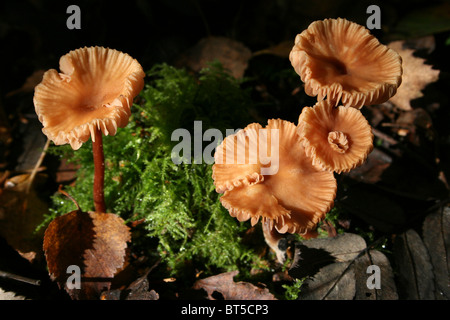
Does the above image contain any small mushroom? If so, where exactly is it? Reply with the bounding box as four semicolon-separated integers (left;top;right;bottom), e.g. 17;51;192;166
34;46;145;150
289;18;402;108
33;46;145;213
212;119;337;235
297;100;374;173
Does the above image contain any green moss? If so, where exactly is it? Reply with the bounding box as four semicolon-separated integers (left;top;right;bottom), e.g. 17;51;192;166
282;278;305;300
43;62;262;277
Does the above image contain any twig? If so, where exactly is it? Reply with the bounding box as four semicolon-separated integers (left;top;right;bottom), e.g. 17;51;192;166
0;270;41;286
58;185;81;211
372;127;398;146
26;138;50;195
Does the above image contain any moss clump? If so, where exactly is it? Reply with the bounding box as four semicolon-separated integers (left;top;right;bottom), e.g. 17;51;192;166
43;62;265;277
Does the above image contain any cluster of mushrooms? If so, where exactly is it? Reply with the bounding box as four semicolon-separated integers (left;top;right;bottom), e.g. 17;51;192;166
33;19;402;268
212;18;403;261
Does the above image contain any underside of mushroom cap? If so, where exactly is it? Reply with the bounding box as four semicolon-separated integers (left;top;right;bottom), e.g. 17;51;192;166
214;119;337;235
212;123;264;193
298;100;374;173
289;18;402;108
34;46;145;150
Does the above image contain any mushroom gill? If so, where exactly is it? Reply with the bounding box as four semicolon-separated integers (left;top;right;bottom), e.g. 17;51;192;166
297;100;374;173
212;119;337;235
33;46;145;150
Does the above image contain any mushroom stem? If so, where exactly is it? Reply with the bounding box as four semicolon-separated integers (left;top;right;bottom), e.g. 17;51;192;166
92;127;106;213
262;220;287;264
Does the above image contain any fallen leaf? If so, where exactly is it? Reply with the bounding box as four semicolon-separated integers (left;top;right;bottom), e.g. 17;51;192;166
0;287;26;300
43;209;131;299
290;233;397;300
101;271;159;300
298;261;356;300
354;250;398;300
252;40;294;58
175;36;252;79
388;41;440;111
345;148;392;184
422;206;450;299
6;69;45;97
391;3;450;39
393;229;435;299
193;270;276;300
338;186;406;233
0;173;48;262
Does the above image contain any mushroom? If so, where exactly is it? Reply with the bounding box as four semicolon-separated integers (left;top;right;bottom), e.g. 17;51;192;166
289;18;402;108
297;100;374;173
212;119;337;236
34;46;145;212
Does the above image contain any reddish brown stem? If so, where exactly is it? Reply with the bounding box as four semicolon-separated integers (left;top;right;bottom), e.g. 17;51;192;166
92;127;106;213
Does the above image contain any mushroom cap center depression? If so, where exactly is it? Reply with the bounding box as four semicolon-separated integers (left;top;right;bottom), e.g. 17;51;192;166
308;54;383;93
328;131;349;154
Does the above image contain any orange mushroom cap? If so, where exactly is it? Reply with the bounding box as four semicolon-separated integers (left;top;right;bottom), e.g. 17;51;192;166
297;100;374;173
33;46;145;150
212;119;337;234
289;18;402;108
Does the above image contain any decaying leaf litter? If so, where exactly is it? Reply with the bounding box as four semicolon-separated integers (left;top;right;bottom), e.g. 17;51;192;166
1;1;450;301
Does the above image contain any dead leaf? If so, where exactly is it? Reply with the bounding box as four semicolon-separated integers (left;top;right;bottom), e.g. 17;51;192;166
43;209;131;299
101;271;159;300
252;40;294;58
388;41;440;111
193;271;277;300
175;36;252;79
290;233;397;300
0;173;48;262
422;206;450;299
345;148;392;184
0;287;27;300
6;69;45;97
298;262;356;300
354;250;398;300
393;229;435;299
339;187;407;233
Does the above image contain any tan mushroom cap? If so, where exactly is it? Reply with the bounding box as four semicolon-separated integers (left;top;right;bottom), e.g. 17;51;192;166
33;46;145;150
213;119;337;234
289;18;402;108
298;100;374;173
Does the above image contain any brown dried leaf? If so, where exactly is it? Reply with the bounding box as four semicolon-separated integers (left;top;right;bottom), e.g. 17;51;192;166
101;271;159;300
388;41;440;111
0;173;47;262
345;148;392;184
6;69;45;97
193;271;276;300
252;40;294;58
175;36;252;78
43;210;131;299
